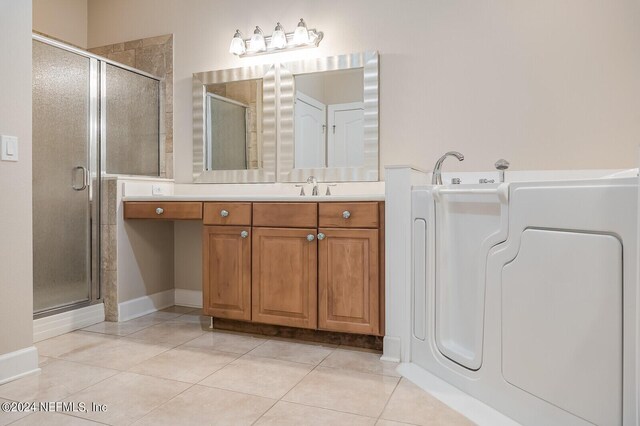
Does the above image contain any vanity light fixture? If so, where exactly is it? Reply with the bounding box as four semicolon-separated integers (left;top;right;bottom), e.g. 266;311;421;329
248;26;266;53
228;29;246;55
229;18;323;57
269;22;287;49
293;18;310;45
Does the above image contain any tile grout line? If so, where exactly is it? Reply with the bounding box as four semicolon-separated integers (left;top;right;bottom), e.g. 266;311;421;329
250;342;336;425
376;377;402;423
268;399;381;422
129;380;200;425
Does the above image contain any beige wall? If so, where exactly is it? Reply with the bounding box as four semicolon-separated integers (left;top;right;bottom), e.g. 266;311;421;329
296;69;363;106
174;221;202;291
86;0;640;181
118;221;175;302
33;0;88;48
0;0;34;354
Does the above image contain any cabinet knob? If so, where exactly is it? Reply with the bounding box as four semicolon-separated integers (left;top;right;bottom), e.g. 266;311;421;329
155;207;164;215
342;210;351;219
220;209;229;217
240;230;249;239
317;232;326;240
306;234;315;242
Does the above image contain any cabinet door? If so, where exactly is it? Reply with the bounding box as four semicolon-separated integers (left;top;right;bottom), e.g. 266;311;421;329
252;227;317;329
203;226;251;321
318;228;380;335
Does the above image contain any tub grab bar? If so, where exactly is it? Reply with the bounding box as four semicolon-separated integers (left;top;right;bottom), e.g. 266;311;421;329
432;185;509;203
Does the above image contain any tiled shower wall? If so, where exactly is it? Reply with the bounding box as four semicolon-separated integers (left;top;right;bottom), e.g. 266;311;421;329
100;178;118;321
89;34;174;178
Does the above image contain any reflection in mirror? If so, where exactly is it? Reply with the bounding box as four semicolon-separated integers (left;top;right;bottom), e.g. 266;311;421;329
204;79;262;171
293;68;364;169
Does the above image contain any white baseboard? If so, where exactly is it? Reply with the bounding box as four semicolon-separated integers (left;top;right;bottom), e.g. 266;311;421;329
174;289;203;308
33;303;105;343
118;289;175;322
397;362;519;426
0;346;40;385
381;336;401;362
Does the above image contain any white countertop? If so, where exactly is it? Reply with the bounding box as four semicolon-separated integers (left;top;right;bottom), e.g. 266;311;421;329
122;194;385;202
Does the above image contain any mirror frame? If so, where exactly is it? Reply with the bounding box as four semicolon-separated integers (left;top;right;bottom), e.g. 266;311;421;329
277;51;379;182
193;64;276;183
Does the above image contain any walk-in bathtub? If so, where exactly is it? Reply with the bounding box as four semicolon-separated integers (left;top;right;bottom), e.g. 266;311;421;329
384;167;639;426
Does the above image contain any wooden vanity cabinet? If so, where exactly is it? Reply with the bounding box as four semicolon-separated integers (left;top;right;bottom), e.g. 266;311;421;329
250;203;319;329
127;199;384;336
124;201;203;220
318;228;380;335
202;202;252;320
251;227;318;329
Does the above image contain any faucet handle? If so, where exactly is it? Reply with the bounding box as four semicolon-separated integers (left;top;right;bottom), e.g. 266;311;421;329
294;184;306;196
495;159;510;183
495;159;510;171
325;184;337;196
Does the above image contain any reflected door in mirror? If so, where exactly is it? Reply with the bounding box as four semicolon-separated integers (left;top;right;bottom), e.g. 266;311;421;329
294;92;326;168
328;103;364;167
293;68;364;169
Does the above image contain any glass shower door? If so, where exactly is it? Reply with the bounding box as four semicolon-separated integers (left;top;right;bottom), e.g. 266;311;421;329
32;40;98;314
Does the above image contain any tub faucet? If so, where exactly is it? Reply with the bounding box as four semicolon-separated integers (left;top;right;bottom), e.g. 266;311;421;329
307;176;319;196
432;151;464;185
495;159;510;183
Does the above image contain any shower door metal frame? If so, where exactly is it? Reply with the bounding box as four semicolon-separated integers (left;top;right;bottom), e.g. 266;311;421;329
32;33;162;318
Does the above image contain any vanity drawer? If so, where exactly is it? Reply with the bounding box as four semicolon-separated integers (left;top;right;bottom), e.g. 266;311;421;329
124;202;203;220
204;202;252;226
319;202;379;228
253;203;318;228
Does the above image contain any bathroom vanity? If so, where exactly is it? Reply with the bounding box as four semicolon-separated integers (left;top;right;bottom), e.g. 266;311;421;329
124;198;385;337
117;50;384;339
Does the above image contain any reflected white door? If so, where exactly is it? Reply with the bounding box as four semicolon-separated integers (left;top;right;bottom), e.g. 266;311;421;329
294;92;326;168
328;102;364;167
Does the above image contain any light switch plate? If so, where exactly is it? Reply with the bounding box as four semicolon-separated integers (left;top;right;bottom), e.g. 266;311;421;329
1;135;18;162
152;184;165;196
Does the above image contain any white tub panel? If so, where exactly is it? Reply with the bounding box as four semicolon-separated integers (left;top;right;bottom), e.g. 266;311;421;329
413;218;427;341
434;190;506;370
502;229;622;426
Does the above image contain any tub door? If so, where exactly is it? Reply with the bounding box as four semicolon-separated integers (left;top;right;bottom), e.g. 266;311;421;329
432;186;508;370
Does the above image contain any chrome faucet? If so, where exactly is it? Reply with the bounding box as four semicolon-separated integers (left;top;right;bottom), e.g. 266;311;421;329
307;176;319;196
495;159;510;183
431;151;464;185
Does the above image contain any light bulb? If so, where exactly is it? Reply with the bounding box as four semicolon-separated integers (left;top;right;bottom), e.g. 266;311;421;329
269;22;287;49
228;29;246;55
293;18;310;45
248;26;266;52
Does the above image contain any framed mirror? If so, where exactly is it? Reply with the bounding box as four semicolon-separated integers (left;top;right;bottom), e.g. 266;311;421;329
278;51;379;182
193;64;276;182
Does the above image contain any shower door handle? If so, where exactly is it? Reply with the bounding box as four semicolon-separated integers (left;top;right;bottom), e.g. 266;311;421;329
72;166;89;191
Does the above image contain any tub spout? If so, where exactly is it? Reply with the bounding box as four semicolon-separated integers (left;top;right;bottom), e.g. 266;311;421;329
432;151;464;185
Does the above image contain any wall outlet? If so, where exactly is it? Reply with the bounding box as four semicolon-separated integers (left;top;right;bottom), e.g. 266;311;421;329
1;135;18;162
152;184;165;196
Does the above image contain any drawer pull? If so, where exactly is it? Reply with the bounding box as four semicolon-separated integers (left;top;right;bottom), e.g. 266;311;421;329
220;209;229;217
240;230;249;239
155;207;164;215
307;234;315;242
317;232;326;240
342;210;351;219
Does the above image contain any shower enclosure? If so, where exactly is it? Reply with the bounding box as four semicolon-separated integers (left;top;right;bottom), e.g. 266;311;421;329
32;34;161;317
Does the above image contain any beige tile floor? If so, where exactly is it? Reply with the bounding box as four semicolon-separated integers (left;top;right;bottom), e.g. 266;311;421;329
0;307;473;426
